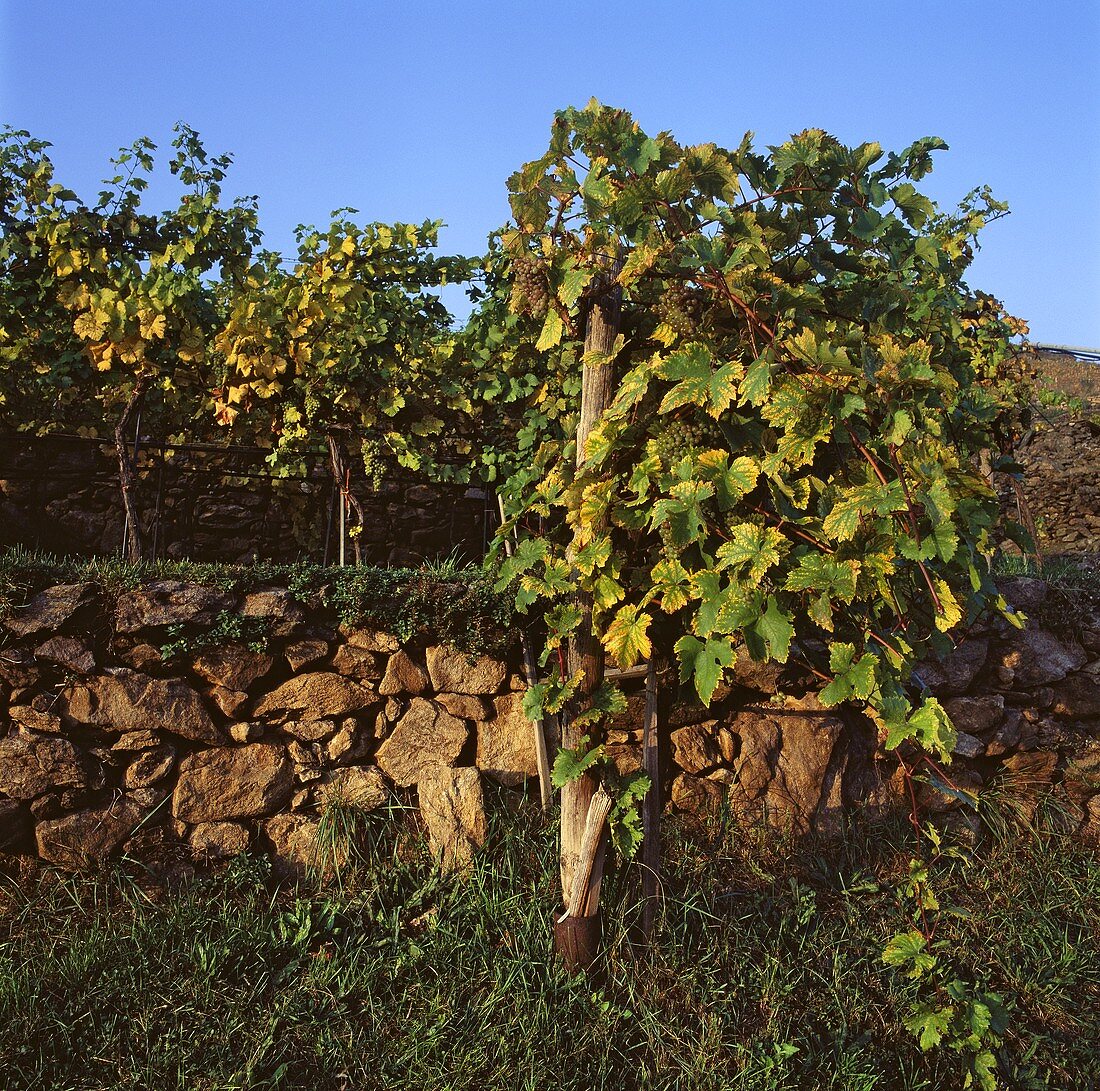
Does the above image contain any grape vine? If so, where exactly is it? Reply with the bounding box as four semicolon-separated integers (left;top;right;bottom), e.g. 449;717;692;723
491;103;1031;1078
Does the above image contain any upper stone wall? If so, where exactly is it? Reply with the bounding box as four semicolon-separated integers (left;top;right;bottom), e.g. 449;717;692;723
0;433;486;565
1008;415;1100;555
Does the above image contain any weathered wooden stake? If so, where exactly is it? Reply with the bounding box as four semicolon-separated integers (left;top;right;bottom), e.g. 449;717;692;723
327;433;367;566
564;785;613;918
338;488;346;567
115;376;150;563
558;261;621;963
554;785;613;973
552;911;602;974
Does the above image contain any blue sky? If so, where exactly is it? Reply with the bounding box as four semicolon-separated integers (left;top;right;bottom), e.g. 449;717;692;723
2;0;1098;344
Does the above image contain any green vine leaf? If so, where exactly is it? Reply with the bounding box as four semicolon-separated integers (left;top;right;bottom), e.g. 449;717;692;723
883;930;937;979
656;342;742;417
883;697;957;760
551;736;603;788
747;595;794;663
819;642;877;706
675;634;735;704
783;555;860;601
904;1002;954;1050
606;770;651;859
573;535;612;577
698;452;759;509
571;680;629;730
716;523;788;582
650;557;691;612
739;353;773;406
522;667;581;723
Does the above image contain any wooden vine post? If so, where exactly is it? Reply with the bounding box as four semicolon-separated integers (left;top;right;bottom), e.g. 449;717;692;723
554;265;622;969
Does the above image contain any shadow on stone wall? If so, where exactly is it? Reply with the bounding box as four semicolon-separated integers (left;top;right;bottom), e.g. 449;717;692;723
0;433;489;565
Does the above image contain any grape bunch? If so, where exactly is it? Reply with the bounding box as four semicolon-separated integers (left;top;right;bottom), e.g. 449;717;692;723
361;439;385;486
654;281;703;337
647;416;718;467
510;254;550;318
657;517;678;551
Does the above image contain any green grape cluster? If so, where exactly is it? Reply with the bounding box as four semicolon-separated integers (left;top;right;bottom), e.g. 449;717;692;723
654;281;703;337
648;416;718;466
361;440;385;486
510;254;550;318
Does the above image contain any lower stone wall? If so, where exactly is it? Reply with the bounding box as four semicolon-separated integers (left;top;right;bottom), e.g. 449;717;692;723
0;576;1097;874
666;577;1100;842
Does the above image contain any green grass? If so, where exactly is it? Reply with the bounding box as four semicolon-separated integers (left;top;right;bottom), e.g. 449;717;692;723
0;794;1097;1091
992;552;1100;631
994;551;1100;594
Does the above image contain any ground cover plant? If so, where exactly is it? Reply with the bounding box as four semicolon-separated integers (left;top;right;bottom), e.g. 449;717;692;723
0;795;1097;1091
0;547;512;657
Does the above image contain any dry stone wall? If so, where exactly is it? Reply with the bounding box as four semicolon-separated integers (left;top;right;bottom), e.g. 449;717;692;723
665;577;1100;843
0;576;1098;875
1009;416;1100;555
0;433;487;565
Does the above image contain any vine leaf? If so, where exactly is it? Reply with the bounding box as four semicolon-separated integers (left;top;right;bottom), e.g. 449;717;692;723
606;770;651;858
884;697;957;759
494;537;547;590
535;307;563;352
748;596;794;663
571;679;629;729
932;578;963;632
674;634;735;704
573;535;612;576
602;603;652;668
698;452;759;509
716;523;787;582
542;603;584;657
739;353;773;405
657;342;742;417
557;265;592;308
551;736;603;788
883;930;937;979
522;667;581;723
904;1003;954;1050
609;362;652;416
650;557;691;612
819;642;876;706
784;555;860;601
822;480;906;541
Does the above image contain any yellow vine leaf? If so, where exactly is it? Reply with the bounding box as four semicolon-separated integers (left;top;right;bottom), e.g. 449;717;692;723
602;603;652;668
